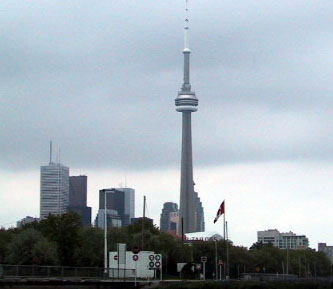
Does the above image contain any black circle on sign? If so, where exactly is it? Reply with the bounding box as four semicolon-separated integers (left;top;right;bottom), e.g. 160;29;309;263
155;255;161;261
149;261;155;267
114;255;118;260
155;261;161;268
149;255;155;261
133;255;139;261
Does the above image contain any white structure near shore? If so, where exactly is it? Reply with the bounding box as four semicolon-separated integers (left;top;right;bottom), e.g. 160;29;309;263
257;229;309;249
109;251;162;279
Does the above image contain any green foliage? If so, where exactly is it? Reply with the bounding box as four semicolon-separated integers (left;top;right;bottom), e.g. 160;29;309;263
5;228;57;265
0;228;14;263
74;227;104;267
0;214;331;280
38;212;82;266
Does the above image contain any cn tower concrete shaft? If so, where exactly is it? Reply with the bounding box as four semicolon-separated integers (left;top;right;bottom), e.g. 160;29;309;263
179;111;196;233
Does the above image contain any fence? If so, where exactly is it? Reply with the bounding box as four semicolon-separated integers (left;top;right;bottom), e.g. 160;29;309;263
0;264;136;279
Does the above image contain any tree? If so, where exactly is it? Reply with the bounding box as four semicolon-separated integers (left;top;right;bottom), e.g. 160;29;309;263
6;228;58;265
74;227;104;267
38;212;82;266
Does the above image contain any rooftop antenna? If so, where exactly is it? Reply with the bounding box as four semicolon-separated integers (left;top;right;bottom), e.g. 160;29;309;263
184;0;190;50
49;140;52;164
58;147;61;164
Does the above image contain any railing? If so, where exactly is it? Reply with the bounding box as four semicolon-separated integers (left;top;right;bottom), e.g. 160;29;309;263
0;264;136;280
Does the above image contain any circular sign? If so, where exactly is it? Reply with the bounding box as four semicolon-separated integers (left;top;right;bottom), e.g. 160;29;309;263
149;255;155;261
133;255;139;261
132;246;140;254
149;261;155;268
218;260;223;266
155;261;161;268
114;255;118;261
201;256;207;262
155;255;161;261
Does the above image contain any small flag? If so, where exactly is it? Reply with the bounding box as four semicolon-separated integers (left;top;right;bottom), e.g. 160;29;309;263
213;200;225;224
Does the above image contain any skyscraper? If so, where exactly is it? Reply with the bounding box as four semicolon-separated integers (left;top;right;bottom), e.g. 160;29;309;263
194;192;205;232
160;202;179;232
115;187;135;222
68;175;92;226
40;147;69;219
99;188;135;227
175;2;199;234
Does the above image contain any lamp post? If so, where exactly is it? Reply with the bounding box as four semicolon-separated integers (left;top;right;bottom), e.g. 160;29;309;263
104;191;108;276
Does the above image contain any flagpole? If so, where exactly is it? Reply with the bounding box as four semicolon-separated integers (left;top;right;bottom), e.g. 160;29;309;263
226;221;229;279
223;200;226;280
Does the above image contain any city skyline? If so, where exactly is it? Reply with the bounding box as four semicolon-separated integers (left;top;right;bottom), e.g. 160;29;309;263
1;0;333;248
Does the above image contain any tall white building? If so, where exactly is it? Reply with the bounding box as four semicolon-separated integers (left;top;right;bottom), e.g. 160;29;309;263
257;229;309;249
40;162;69;219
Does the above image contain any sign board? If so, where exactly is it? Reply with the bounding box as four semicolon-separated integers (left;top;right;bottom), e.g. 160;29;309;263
148;254;162;269
117;243;126;265
201;256;207;263
177;263;187;272
218;260;223;266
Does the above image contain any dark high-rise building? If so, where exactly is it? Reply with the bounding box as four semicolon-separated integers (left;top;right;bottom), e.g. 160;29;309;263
67;175;91;226
194;192;205;232
99;188;131;226
160;202;179;232
69;175;87;207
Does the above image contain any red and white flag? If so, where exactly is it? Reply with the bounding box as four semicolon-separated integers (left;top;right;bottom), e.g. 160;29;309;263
213;200;225;224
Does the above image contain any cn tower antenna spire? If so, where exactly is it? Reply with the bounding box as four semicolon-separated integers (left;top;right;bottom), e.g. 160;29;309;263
184;0;189;50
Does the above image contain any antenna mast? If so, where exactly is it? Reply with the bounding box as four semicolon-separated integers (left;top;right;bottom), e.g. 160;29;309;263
49;140;52;164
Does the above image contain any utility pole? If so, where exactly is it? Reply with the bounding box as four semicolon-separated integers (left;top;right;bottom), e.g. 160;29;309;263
142;195;146;250
215;240;218;280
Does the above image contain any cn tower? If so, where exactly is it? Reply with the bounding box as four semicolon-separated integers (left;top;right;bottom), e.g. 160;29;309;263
175;1;198;234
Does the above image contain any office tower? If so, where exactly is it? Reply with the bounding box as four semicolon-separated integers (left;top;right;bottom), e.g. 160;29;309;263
160;202;179;232
40;143;69;219
67;175;92;226
95;209;122;229
257;229;309;249
115;188;135;222
194;192;205;232
175;3;200;234
40;162;69;219
99;188;134;227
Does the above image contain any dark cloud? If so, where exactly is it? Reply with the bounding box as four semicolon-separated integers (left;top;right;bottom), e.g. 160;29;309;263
1;0;332;170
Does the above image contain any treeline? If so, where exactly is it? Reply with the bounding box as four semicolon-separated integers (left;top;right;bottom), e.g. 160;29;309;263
0;212;331;278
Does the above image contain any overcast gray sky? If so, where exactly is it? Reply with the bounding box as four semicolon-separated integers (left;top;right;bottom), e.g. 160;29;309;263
0;0;332;248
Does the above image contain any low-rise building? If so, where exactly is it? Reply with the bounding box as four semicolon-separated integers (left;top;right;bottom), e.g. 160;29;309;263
318;243;333;263
257;229;309;249
16;216;39;228
94;209;122;228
